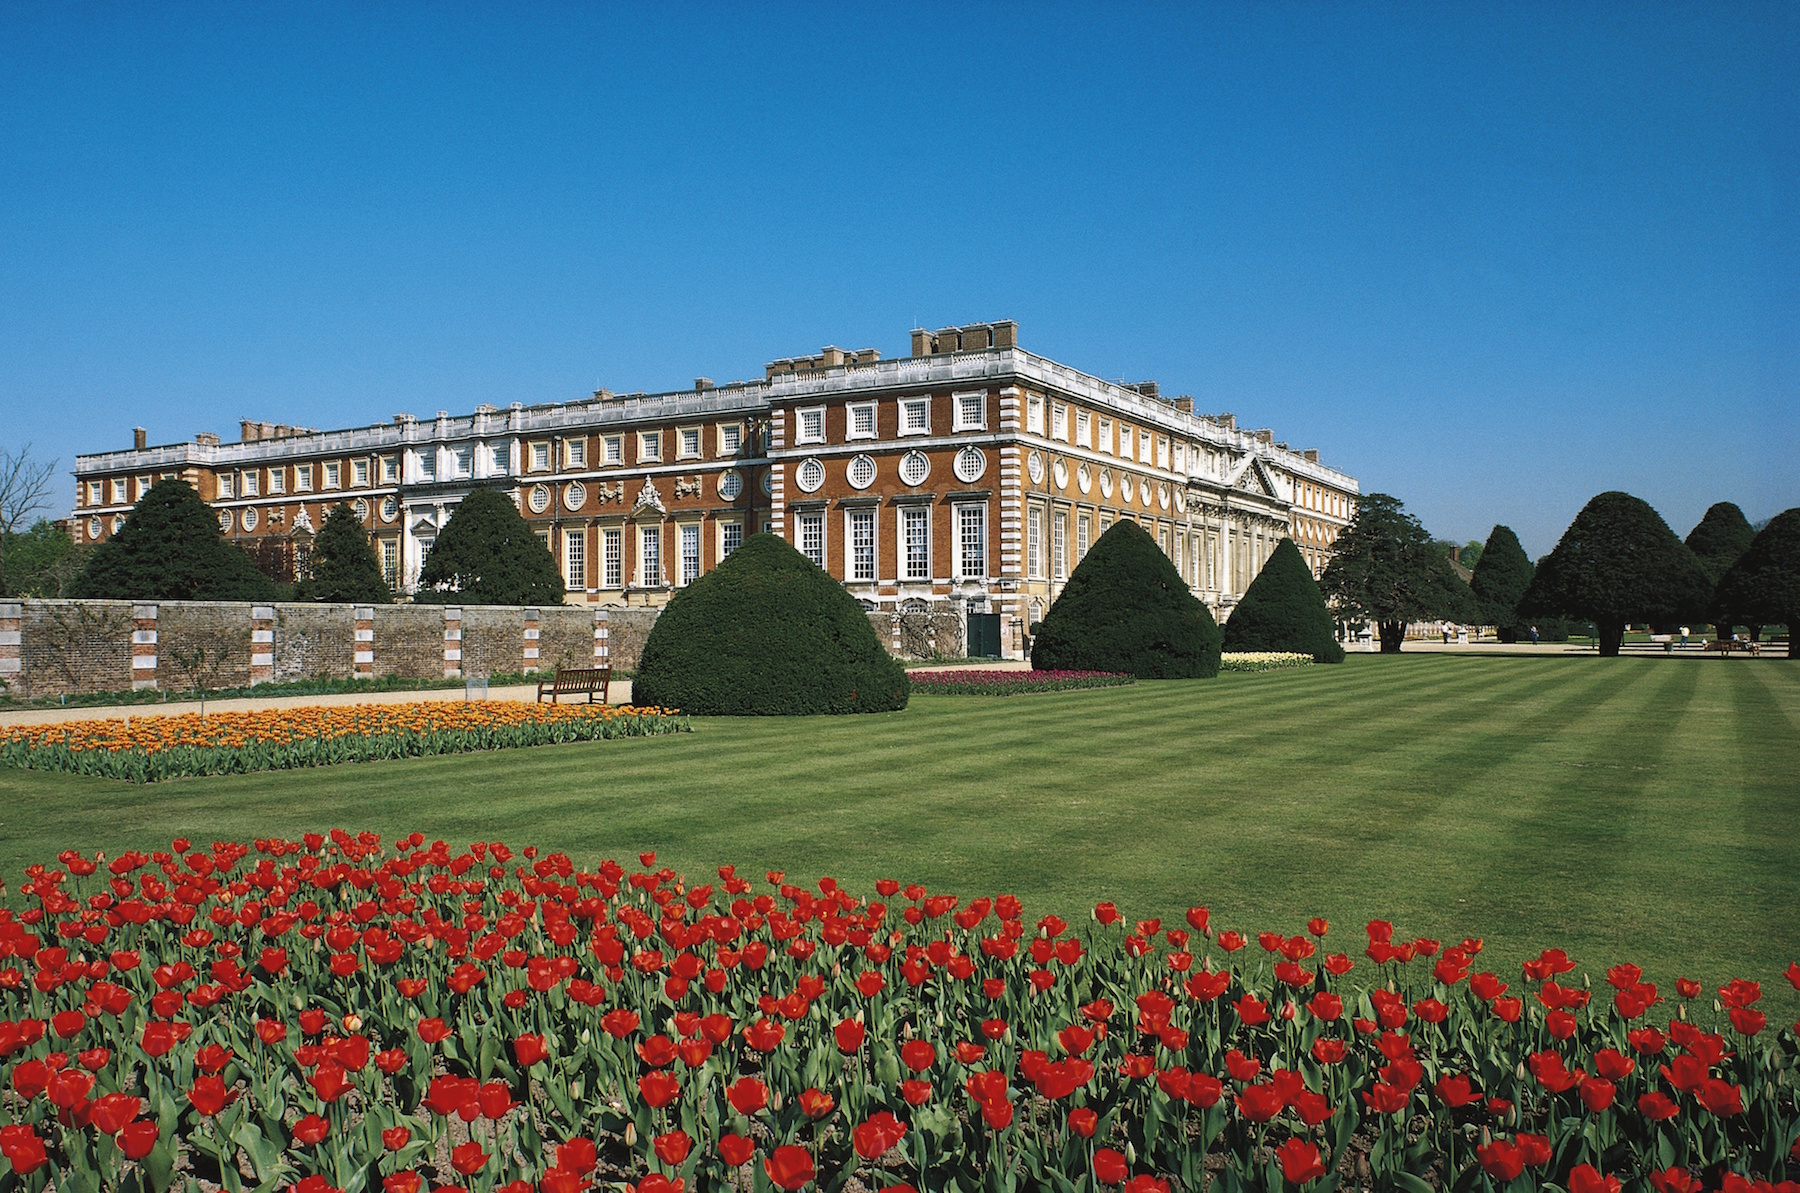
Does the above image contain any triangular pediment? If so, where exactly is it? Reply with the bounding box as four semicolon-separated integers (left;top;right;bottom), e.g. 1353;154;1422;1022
1229;458;1279;498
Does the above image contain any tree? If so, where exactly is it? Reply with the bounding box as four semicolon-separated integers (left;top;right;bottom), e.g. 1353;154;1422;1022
1459;539;1484;571
1685;503;1754;588
72;479;281;602
1031;520;1222;678
1714;508;1799;658
415;488;564;606
1220;537;1344;662
1518;491;1712;657
0;520;84;598
633;533;910;714
1468;525;1534;642
0;444;57;598
1319;494;1477;652
298;503;393;604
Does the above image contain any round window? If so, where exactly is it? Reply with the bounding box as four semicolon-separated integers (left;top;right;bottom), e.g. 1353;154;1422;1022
796;458;825;493
528;484;551;514
1159;483;1171;510
1027;451;1045;485
952;447;985;484
1077;463;1092;494
1099;468;1113;498
717;470;744;500
240;507;258;532
847;455;877;490
380;496;398;523
1174;487;1186;513
88;516;102;540
563;482;586;511
353;498;370;521
217;510;234;533
1120;474;1135;503
900;450;930;487
761;471;773;495
1052;459;1069;489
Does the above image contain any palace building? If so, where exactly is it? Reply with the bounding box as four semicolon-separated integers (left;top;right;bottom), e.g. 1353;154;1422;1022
68;322;1358;656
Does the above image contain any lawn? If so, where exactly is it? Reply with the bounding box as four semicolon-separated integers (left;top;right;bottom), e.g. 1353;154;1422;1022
3;653;1795;1014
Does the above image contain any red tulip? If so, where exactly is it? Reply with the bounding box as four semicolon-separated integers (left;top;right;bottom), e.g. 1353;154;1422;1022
1278;1138;1327;1184
450;1141;489;1176
1648;1168;1700;1193
1696;1078;1743;1117
1638;1091;1680;1120
638;1071;680;1109
89;1092;143;1134
601;1008;640;1038
799;1088;835;1119
719;1132;755;1165
654;1130;691;1165
853;1111;907;1159
763;1145;815;1190
292;1114;331;1145
1567;1163;1621;1193
514;1033;549;1066
187;1075;229;1116
116;1120;159;1160
1579;1078;1615;1113
382;1126;412;1150
1093;1148;1129;1184
1476;1140;1523;1182
1235;1083;1284;1122
1435;1074;1481;1108
1069;1107;1098;1137
833;1019;865;1053
726;1076;768;1115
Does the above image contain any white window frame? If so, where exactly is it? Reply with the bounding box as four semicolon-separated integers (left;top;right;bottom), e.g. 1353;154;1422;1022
488;442;508;476
900;506;931;581
899;398;930;437
1077;512;1092;562
953;392;986;432
530;442;551;472
215;475;233;499
413;451;435;483
679;523;701;584
796;407;827;445
602;528;623;588
1054;510;1068;580
1118;426;1134;461
380;539;397;587
797;511;825;569
638;431;662;462
639;525;662;585
241;471;259;497
565;528;586;591
847;508;875;581
1099;418;1114;455
603;435;623;465
1140;431;1153;462
1156;436;1170;470
1076;411;1092;448
86;481;101;506
1027;505;1045;579
136;474;152;499
295;464;313;492
352;458;371;487
1052;403;1068;442
678;427;703;460
564;439;586;469
846;402;877;441
453;446;474;478
380;456;399;484
269;467;287;495
953;503;987;580
1026;395;1045;435
719;520;743;559
717;423;742;455
323;462;341;489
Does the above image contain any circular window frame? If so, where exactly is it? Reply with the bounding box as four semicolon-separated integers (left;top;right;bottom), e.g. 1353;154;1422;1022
717;470;744;500
1159;483;1171;510
900;450;930;487
1076;463;1092;495
1120;474;1135;503
1174;487;1186;513
1052;458;1069;490
1027;451;1045;485
380;496;399;523
1099;468;1113;499
88;516;103;540
952;447;985;484
847;454;877;490
563;482;586;512
352;498;370;521
240;507;258;532
795;457;826;494
528;484;551;514
217;510;234;534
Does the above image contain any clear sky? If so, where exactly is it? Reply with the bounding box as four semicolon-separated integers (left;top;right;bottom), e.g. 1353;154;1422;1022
3;2;1794;556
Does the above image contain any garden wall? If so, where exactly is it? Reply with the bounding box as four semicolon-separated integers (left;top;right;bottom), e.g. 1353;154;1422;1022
0;597;951;699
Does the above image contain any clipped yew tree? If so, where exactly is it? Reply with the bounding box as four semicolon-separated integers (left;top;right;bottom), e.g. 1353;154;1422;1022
1469;524;1534;641
415;487;564;606
1685;502;1755;587
1519;491;1712;657
1715;508;1799;657
1031;519;1221;678
73;478;280;601
1220;537;1344;662
633;533;909;714
297;502;392;604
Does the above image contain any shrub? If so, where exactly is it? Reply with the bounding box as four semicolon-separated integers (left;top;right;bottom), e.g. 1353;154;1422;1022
1031;520;1221;678
1685;502;1755;588
1219;652;1315;672
298;502;393;604
1715;507;1800;657
1220;537;1343;662
906;669;1133;695
1469;525;1533;641
416;488;564;606
72;479;281;602
632;533;909;714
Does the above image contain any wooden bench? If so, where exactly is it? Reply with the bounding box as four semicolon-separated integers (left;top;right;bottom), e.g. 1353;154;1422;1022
536;666;611;704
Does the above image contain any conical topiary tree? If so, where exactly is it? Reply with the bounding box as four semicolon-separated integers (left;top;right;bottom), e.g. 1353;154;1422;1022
1518;491;1713;657
298;502;392;604
1685;502;1754;587
415;488;564;606
1715;509;1799;658
1469;525;1534;642
1031;519;1222;678
632;533;909;714
72;479;280;602
1220;537;1344;662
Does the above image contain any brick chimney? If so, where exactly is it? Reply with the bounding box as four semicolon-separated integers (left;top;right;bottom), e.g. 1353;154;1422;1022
133;427;147;450
1218;413;1235;430
240;420;262;442
1303;449;1318;463
990;320;1017;348
934;327;961;354
695;378;714;392
195;432;220;446
1173;396;1193;413
911;328;932;357
1256;429;1274;444
960;323;992;350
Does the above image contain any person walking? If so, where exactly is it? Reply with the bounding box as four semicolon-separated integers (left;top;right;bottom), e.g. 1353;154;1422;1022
1529;625;1539;646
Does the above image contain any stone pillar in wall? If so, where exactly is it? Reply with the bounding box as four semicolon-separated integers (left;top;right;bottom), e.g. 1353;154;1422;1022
132;605;158;691
523;608;540;674
443;607;462;679
354;608;374;679
0;602;20;689
250;606;275;685
593;607;609;669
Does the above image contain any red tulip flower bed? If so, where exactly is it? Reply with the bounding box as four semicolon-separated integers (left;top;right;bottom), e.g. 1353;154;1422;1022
2;836;1798;1193
905;670;1134;695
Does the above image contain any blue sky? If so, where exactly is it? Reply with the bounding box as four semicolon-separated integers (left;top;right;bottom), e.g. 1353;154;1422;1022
3;2;1793;556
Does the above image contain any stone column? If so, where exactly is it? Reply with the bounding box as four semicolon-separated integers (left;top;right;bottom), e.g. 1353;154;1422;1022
443;607;462;679
132;605;158;691
250;606;275;685
523;608;540;674
593;608;609;668
0;602;20;689
354;608;374;679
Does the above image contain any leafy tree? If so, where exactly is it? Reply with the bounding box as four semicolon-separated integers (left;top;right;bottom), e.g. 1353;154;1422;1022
1459;539;1485;571
1518;491;1712;657
1319;494;1477;652
633;533;909;714
1220;537;1344;662
1715;508;1799;658
1468;525;1534;642
72;479;281;602
0;443;57;596
298;503;393;604
0;520;84;598
1685;502;1754;587
1031;520;1222;678
415;487;564;606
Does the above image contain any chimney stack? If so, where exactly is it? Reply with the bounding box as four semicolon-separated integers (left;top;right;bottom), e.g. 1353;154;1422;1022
240;420;261;442
1173;396;1193;414
195;432;220;446
133;427;147;450
910;328;932;356
961;323;992;351
934;327;961;354
1218;413;1235;430
1303;449;1318;463
695;378;714;392
990;320;1017;349
1256;429;1273;444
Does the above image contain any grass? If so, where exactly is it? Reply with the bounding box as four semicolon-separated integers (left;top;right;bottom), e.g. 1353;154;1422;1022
2;654;1795;1015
